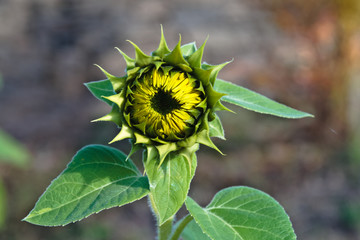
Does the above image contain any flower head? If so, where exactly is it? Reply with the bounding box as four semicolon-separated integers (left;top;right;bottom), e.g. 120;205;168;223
94;27;231;164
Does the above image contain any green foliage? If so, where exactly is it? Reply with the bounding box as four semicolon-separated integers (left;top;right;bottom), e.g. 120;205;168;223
24;145;149;226
185;186;296;240
214;79;313;119
84;79;115;106
181;219;211;240
208;114;225;140
144;147;197;225
25;30;314;239
0;129;29;167
0;179;6;229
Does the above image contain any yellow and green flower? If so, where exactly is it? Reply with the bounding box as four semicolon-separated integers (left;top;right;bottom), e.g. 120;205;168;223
93;27;230;165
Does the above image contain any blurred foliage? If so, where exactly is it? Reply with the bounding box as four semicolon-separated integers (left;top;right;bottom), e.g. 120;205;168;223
0;179;5;230
0;74;30;233
0;129;30;168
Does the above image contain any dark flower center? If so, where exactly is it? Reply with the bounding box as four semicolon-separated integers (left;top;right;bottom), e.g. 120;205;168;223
150;89;182;115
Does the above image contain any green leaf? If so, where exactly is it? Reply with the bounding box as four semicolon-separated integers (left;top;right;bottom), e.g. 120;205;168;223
0;179;6;229
0;129;29;167
144;147;197;225
185;186;296;240
85;79;115;106
24;144;149;226
214;79;313;118
181;220;211;240
208;114;225;140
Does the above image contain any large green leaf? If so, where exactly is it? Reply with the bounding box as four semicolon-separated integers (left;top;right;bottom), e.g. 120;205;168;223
0;129;29;167
181;219;211;240
0;179;6;229
24;144;149;226
185;186;296;240
84;79;115;106
144;147;197;225
214;79;313;118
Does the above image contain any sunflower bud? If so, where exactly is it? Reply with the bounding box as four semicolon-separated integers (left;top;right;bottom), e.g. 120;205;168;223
94;27;231;164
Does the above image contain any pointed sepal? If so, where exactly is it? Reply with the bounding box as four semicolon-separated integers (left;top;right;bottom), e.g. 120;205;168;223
94;64;126;92
155;143;178;167
91;105;122;126
109;124;133;144
164;35;191;71
152;25;171;58
206;84;227;109
115;47;135;70
208;114;225;140
102;90;126;109
187;37;208;68
126;141;144;161
202;60;233;85
127;40;153;67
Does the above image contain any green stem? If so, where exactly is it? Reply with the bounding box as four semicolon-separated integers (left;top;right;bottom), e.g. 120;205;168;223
169;214;193;240
158;217;174;240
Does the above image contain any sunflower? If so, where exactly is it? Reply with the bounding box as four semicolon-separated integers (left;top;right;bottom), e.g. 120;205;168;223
94;27;230;164
126;68;205;141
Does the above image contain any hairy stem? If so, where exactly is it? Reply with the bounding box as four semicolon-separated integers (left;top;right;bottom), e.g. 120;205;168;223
169;214;193;240
158;217;173;240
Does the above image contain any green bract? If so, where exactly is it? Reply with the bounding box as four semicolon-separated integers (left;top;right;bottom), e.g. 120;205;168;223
94;27;230;165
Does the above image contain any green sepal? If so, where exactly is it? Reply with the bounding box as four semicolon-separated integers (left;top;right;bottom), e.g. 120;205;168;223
127;40;153;67
126;141;144;161
164;36;190;70
180;42;197;57
94;64;126;92
115;47;135;70
134;132;152;145
196;129;223;155
205;84;226;109
187;37;208;68
202;60;232;86
208;114;225;140
134;121;147;135
153;61;165;70
152;25;171;58
102;90;126;109
91;105;122;126
126;67;141;81
212;100;234;113
196;111;223;155
109;124;133;144
154;142;178;167
178;143;200;171
177;63;193;72
193;67;212;86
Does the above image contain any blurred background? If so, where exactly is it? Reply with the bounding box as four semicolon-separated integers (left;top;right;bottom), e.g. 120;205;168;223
0;0;359;239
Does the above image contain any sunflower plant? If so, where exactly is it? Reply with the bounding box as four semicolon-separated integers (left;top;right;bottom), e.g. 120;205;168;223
24;27;313;240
